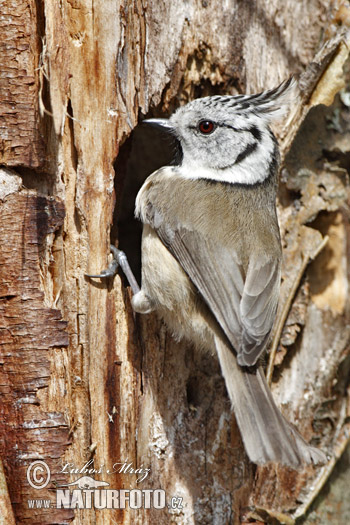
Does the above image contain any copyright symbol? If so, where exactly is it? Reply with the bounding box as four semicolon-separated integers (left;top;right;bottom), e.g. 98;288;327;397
26;461;50;489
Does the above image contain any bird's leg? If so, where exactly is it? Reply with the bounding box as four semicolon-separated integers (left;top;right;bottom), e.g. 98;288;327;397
86;245;154;314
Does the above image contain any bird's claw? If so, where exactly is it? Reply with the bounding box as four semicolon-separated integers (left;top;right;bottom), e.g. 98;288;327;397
86;246;120;279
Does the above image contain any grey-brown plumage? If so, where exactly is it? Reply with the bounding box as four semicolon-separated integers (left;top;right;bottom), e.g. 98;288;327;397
93;79;326;466
134;168;325;466
137;168;281;367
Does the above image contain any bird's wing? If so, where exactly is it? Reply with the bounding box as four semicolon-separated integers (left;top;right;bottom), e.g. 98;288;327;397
144;201;280;366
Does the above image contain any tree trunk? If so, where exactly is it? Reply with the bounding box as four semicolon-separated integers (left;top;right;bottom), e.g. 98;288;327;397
0;1;350;524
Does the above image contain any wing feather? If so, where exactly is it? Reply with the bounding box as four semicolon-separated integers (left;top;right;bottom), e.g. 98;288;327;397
141;175;280;366
152;208;280;366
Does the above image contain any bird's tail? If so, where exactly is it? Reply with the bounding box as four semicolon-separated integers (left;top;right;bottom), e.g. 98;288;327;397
214;336;326;466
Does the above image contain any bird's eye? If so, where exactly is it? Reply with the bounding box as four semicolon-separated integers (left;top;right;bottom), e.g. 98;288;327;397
198;120;215;134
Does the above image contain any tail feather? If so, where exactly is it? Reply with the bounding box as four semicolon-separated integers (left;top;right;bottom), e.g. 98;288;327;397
215;336;326;467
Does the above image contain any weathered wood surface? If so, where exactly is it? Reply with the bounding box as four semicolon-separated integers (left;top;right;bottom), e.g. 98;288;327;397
0;0;45;167
0;0;350;524
0;175;72;523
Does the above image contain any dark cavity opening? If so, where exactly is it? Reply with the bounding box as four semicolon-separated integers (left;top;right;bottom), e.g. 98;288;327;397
111;113;182;284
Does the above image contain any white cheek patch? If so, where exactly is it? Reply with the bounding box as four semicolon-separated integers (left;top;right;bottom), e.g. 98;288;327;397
179;132;275;185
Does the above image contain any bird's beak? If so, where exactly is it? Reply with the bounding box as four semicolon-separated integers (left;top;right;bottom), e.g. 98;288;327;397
142;118;174;132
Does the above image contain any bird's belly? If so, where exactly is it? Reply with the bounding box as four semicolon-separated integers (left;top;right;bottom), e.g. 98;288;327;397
140;224;216;351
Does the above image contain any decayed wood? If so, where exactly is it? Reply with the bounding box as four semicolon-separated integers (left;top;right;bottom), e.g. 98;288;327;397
248;42;350;521
0;459;16;525
0;0;45;167
1;0;350;524
0;185;72;523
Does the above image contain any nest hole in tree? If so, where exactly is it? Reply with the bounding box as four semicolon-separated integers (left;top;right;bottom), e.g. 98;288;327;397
111;113;182;284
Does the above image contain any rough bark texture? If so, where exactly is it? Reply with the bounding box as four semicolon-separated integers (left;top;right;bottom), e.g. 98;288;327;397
0;181;72;523
0;1;350;524
0;0;45;167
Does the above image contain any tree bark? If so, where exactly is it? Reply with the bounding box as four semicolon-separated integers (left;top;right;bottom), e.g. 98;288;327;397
0;1;350;524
